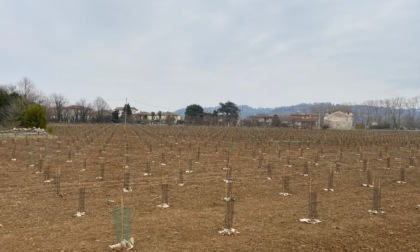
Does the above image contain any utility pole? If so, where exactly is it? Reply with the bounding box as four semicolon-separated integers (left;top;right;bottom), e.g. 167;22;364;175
125;98;127;126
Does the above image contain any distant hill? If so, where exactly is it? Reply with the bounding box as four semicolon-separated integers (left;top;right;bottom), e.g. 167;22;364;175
173;103;317;119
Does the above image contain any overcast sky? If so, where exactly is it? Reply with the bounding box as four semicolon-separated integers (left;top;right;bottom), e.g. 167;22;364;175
1;0;419;111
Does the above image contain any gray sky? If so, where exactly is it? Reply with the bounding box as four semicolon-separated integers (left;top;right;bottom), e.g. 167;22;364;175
1;0;419;111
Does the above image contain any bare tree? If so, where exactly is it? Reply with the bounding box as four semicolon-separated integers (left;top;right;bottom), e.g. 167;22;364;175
93;96;110;122
309;103;334;126
404;96;419;129
310;103;326;125
77;98;93;123
381;99;392;125
361;100;373;126
370;100;382;124
50;93;67;122
165;114;176;125
4;84;17;93
17;77;38;101
389;97;405;129
61;107;72;122
415;96;420;129
34;90;48;106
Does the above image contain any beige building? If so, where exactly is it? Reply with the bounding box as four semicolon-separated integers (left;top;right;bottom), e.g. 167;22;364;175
115;106;139;117
324;111;353;130
134;111;181;124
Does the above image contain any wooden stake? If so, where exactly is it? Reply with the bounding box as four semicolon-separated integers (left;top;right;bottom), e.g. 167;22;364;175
121;193;124;242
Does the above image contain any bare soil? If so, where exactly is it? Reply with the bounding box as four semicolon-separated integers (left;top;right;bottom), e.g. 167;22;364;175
1;125;420;251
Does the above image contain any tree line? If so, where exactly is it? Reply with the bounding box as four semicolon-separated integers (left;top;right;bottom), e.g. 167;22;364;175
0;77;112;128
0;77;48;129
309;97;420;129
2;77;419;129
184;101;241;126
1;78;180;127
185;98;420;129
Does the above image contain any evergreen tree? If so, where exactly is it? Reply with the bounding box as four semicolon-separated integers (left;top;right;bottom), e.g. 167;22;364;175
272;114;281;127
112;110;120;123
123;103;132;116
185;104;204;125
217;101;240;125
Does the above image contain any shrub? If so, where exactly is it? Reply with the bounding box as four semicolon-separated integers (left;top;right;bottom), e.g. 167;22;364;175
24;105;48;129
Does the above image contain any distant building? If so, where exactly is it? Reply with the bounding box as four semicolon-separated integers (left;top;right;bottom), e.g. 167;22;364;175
134;111;149;122
134;111;181;125
114;106;139;117
159;112;182;124
247;114;273;126
290;113;318;129
324;111;353;130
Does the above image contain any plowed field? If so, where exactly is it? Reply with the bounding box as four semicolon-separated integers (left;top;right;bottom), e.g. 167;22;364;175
1;125;419;251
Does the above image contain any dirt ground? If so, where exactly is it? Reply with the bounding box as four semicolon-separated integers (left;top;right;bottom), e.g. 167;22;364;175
1;125;420;251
